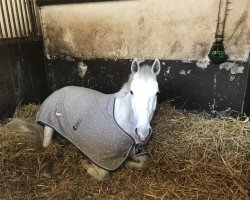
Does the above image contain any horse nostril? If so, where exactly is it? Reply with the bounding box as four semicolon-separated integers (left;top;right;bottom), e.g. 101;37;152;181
142;128;152;142
135;128;140;139
149;128;152;135
135;128;138;136
135;128;145;142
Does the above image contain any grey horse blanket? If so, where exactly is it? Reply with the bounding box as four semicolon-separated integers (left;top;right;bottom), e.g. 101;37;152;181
36;86;136;171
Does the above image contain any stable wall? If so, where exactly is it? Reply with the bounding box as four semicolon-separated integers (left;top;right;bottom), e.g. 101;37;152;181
39;0;250;115
0;41;48;119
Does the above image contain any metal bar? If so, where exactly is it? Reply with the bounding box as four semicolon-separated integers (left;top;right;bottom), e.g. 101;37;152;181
0;0;8;38
0;1;4;37
21;0;30;36
0;0;41;40
215;0;229;39
4;0;14;38
221;0;229;38
33;0;42;35
29;0;40;35
36;0;118;6
9;0;18;37
18;0;28;36
24;0;32;35
25;0;35;35
28;0;38;35
14;0;23;36
0;35;42;44
0;21;3;38
215;0;222;37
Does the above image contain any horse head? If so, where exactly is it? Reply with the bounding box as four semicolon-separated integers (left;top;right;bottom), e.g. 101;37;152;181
130;58;161;143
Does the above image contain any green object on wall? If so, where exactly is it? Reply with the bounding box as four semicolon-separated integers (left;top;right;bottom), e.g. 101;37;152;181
208;38;228;64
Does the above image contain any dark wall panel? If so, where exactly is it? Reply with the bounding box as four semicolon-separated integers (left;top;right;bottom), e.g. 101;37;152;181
36;0;121;6
0;41;48;119
45;57;249;117
243;58;250;115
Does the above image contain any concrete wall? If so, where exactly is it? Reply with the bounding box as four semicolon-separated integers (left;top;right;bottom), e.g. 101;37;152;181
38;0;250;115
40;0;249;61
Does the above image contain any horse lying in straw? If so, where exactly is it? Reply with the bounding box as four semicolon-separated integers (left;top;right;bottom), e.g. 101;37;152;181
6;58;161;181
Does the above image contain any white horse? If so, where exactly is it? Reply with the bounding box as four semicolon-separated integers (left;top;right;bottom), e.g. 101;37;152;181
6;58;161;181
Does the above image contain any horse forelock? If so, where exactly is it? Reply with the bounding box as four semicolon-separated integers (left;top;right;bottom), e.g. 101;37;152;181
115;65;156;98
136;65;157;80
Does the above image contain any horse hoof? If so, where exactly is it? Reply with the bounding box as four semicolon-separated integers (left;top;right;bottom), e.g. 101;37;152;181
86;167;111;182
80;159;111;181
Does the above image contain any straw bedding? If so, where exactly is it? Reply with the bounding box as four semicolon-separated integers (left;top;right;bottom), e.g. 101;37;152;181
0;103;249;200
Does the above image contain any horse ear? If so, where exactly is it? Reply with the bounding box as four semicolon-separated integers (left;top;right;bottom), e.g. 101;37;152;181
131;58;140;74
152;59;161;75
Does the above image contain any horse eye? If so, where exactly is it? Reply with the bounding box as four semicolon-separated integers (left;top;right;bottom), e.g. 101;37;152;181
130;91;134;95
156;91;160;96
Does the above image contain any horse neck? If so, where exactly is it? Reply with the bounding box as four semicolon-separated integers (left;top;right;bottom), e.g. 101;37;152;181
114;93;136;134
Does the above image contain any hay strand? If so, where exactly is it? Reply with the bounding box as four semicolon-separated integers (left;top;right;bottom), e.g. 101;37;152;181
0;103;249;199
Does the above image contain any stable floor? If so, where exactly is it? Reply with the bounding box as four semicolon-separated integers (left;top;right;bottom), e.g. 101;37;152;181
0;103;249;199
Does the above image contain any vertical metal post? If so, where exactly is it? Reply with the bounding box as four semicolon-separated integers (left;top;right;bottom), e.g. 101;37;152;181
4;0;14;38
14;0;23;37
9;0;18;37
33;0;41;35
24;0;32;35
0;0;8;38
25;0;34;35
0;21;3;38
27;0;38;35
0;0;4;38
18;0;28;36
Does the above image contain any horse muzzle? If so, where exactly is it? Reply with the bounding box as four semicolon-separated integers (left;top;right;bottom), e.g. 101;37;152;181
135;127;152;143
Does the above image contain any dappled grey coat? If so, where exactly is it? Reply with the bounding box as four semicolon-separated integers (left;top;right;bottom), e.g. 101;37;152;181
36;86;136;171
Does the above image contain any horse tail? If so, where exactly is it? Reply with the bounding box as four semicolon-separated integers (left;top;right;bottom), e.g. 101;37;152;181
5;118;44;147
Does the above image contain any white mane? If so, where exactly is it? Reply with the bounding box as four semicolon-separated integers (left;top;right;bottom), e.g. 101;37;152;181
115;74;134;98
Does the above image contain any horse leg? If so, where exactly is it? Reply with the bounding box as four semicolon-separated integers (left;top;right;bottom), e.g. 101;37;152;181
80;159;110;181
42;125;54;178
43;125;53;147
42;142;69;179
125;154;149;169
125;147;149;169
5;118;44;147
